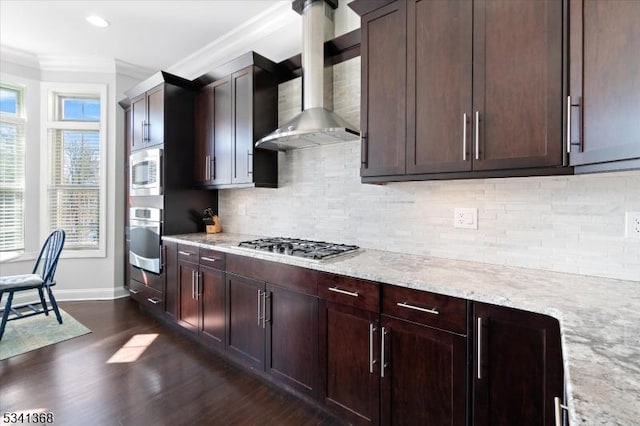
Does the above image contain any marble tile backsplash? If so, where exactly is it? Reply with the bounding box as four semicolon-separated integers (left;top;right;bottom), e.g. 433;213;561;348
219;57;640;282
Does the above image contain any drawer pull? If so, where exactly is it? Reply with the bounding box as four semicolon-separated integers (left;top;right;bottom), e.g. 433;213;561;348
147;297;161;305
178;250;192;256
397;301;439;315
328;287;359;298
200;256;218;263
129;288;141;295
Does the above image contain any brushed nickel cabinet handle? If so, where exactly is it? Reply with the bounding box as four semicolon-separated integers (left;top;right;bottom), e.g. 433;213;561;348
554;396;569;426
200;256;217;263
475;111;480;160
257;289;262;326
205;155;210;180
140;122;145;143
380;327;388;378
397;301;439;315
147;297;161;305
477;317;482;380
361;133;368;167
195;272;200;300
328;287;359;298
567;96;571;154
369;323;376;374
179;250;192;256
129;288;140;295
462;112;468;161
262;292;270;329
191;270;195;300
212;156;216;180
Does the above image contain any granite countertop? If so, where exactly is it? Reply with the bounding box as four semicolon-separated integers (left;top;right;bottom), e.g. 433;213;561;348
163;232;640;425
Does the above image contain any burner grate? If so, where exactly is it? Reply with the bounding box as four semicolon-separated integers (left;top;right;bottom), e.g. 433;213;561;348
238;237;359;260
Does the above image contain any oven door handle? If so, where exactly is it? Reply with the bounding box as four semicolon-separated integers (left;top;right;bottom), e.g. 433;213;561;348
130;220;161;228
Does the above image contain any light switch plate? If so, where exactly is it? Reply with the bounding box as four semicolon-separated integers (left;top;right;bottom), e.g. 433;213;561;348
454;208;478;229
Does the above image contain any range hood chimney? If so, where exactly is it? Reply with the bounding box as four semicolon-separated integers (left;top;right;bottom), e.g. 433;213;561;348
255;0;359;151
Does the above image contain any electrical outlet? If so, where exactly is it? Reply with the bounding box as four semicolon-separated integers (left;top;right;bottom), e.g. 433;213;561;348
237;204;247;216
454;208;478;229
625;212;640;239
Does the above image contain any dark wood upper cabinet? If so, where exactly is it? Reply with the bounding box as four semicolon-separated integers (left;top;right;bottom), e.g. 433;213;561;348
352;0;567;181
473;302;564;426
407;0;472;174
473;0;564;171
130;84;170;151
569;0;640;169
359;0;407;177
194;53;278;189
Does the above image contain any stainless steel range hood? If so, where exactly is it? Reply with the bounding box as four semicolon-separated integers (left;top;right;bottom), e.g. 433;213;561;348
255;0;359;151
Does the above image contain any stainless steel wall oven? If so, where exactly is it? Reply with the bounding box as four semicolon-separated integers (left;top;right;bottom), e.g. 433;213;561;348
129;207;162;274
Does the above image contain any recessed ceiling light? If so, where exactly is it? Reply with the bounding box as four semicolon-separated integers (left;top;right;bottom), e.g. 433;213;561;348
86;15;110;28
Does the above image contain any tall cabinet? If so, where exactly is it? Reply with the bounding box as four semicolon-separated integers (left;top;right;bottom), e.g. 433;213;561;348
351;0;566;182
194;52;279;189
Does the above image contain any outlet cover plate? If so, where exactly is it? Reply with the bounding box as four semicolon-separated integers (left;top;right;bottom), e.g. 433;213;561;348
454;208;478;230
625;212;640;239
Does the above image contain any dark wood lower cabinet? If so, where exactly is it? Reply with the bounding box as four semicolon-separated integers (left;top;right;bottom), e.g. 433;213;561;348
177;259;199;331
320;301;380;425
473;303;564;426
381;315;467;426
199;265;225;349
225;273;265;370
266;284;320;399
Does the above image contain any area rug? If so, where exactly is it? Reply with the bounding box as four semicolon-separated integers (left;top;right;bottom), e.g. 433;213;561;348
0;309;91;360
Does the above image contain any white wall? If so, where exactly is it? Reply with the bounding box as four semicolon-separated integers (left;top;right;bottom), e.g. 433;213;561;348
219;57;640;282
0;56;136;301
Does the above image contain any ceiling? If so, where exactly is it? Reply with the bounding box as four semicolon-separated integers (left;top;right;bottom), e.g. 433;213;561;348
0;1;297;73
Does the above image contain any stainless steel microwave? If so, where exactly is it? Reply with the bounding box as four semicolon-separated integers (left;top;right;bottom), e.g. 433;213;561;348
130;148;162;196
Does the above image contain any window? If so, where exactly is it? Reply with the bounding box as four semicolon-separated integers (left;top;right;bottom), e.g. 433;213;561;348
44;84;106;253
0;83;25;252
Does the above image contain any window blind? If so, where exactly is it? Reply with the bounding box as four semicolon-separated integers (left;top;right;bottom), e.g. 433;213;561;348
48;129;100;248
0;118;25;251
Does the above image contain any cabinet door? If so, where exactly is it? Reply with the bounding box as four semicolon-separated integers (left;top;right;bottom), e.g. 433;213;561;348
226;273;265;370
232;68;254;185
177;260;199;331
569;0;640;166
212;77;233;186
131;94;146;151
360;0;407;177
380;315;467;426
320;301;379;425
266;284;319;400
472;0;563;171
473;303;563;426
146;85;164;147
406;0;472;174
194;85;214;184
164;242;178;320
199;265;225;349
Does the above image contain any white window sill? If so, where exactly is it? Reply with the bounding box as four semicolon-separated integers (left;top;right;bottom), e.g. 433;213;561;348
0;251;37;263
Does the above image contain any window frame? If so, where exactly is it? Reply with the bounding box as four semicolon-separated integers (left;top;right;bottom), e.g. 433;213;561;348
0;82;26;254
41;83;107;258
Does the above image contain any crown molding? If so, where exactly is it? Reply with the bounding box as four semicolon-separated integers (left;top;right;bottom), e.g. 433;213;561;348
115;59;154;81
38;55;117;73
0;45;40;68
167;1;299;80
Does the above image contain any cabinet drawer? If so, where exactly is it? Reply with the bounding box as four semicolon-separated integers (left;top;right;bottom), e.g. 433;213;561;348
382;285;467;334
177;244;199;263
129;280;164;313
318;273;379;312
199;248;226;270
130;265;164;292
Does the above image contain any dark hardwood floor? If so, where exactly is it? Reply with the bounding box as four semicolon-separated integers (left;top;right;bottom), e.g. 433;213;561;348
0;299;341;426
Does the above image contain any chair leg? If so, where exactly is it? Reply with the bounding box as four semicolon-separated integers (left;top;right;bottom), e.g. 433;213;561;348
1;291;15;340
38;287;49;315
46;287;63;324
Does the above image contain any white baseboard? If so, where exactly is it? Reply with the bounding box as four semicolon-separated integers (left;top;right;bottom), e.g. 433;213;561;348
8;287;130;306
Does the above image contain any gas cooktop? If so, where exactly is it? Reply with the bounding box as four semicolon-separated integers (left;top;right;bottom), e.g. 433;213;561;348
238;237;359;261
